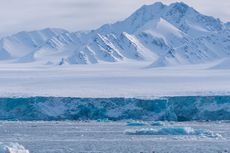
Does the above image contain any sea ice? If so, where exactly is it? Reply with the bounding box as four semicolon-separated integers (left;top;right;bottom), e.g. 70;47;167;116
127;121;147;126
151;121;165;126
125;127;222;138
0;143;29;153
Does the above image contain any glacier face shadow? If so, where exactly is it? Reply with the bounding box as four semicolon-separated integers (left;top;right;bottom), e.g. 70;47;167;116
0;96;229;121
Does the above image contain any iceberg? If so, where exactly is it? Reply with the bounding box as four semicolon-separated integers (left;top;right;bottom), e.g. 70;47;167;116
0;143;29;153
125;127;222;138
127;121;147;126
151;121;165;126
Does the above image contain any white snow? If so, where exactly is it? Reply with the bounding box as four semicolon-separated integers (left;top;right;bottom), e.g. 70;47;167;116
0;61;230;97
210;58;230;69
0;2;229;97
0;2;229;67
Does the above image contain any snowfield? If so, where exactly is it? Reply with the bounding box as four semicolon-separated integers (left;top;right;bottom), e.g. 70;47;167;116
0;61;230;97
0;121;229;153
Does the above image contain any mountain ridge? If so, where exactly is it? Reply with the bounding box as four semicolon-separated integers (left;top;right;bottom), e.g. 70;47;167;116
0;2;229;67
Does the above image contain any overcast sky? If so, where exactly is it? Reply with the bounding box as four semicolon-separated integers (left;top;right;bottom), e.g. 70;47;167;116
0;0;230;36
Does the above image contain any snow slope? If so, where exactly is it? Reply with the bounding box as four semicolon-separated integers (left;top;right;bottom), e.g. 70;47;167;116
0;2;229;67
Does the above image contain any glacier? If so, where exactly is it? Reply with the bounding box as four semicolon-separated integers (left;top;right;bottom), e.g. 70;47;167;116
0;96;229;121
0;2;229;67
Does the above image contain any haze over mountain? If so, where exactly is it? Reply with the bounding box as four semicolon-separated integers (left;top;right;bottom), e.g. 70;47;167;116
0;2;229;67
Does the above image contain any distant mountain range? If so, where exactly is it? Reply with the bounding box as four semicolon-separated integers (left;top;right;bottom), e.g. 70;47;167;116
0;2;230;67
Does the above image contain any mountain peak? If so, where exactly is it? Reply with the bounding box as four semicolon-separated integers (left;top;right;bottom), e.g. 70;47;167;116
141;2;165;9
169;2;190;9
0;1;229;67
139;2;191;17
129;2;166;18
134;2;166;15
165;2;192;19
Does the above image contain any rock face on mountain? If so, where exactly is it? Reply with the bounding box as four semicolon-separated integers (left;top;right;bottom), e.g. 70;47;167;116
0;2;230;67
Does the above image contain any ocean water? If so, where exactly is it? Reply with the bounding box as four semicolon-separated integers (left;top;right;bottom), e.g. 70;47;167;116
0;121;229;153
0;96;229;153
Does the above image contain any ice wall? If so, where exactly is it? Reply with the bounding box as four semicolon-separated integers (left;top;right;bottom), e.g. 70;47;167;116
0;96;229;121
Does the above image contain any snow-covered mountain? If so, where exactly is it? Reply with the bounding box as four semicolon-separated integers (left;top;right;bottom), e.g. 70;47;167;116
0;2;230;67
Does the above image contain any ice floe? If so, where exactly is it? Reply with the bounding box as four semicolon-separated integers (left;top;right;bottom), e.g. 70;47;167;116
0;143;29;153
125;127;222;138
151;121;165;126
126;121;147;126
